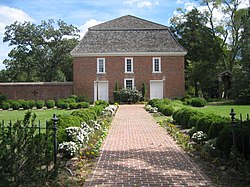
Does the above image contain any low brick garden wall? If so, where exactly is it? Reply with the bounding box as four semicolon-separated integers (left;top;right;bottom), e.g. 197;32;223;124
0;82;73;100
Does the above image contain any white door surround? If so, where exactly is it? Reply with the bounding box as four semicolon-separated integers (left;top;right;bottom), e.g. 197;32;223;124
150;80;164;99
94;81;109;101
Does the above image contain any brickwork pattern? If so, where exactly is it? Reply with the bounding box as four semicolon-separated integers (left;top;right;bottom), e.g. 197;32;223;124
84;105;212;187
0;82;73;100
73;56;185;102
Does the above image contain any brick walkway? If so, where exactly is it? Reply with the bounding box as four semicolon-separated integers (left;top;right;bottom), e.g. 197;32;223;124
84;105;212;187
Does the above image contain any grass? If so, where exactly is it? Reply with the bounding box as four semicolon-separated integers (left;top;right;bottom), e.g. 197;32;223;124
192;104;250;119
0;108;79;124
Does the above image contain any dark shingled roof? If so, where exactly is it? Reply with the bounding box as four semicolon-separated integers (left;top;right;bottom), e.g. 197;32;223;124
71;15;186;55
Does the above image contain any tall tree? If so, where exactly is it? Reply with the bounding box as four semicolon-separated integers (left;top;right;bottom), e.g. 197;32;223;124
171;8;224;97
232;7;250;103
1;19;79;82
201;0;248;71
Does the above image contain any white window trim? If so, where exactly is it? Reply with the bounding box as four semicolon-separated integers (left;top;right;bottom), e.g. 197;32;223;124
152;57;161;73
124;78;135;89
97;58;106;74
125;58;133;73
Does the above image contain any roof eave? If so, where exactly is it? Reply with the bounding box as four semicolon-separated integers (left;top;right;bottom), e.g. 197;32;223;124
71;52;187;57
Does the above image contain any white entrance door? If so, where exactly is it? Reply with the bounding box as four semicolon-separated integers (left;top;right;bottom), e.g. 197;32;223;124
150;80;163;99
94;81;109;101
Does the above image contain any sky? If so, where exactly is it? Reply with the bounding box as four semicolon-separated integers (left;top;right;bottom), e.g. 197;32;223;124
0;0;249;70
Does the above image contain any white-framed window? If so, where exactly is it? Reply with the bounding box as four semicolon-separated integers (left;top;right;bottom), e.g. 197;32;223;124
124;78;134;89
125;58;133;73
97;58;105;74
152;57;161;73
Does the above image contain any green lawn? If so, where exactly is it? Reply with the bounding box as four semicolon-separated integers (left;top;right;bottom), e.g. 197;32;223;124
0;108;78;125
192;105;250;119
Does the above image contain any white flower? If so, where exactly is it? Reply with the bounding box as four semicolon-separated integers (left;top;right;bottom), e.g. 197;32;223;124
59;141;79;156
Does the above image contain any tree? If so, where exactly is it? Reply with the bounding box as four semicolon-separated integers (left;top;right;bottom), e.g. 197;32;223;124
1;19;79;82
141;83;147;101
232;8;250;103
170;8;224;97
201;0;248;71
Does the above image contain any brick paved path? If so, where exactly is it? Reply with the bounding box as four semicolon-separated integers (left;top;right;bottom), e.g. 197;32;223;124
84;105;212;187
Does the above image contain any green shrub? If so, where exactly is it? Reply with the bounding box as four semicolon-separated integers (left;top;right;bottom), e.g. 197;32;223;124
173;108;200;128
35;100;45;109
28;100;36;109
90;106;104;116
56;100;69;109
64;98;76;103
10;101;21;110
45;100;55;108
216;125;233;156
94;100;109;107
187;113;204;128
190;97;207;107
69;95;78;102
160;105;174;116
188;126;197;137
195;114;230;137
69;102;78;109
1;101;10;110
0;94;7;103
61;102;69;109
85;108;98;120
0;111;54;186
216;120;250;157
148;98;171;108
77;102;90;108
71;109;97;122
208;116;230;139
56;100;64;108
57;115;82;143
18;100;26;109
19;100;33;109
196;114;213;134
76;95;89;102
114;88;142;103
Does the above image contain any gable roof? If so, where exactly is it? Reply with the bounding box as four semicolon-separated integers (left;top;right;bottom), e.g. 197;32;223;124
71;15;187;56
89;15;167;30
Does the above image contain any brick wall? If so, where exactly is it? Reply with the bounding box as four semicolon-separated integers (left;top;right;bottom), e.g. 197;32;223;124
73;56;185;102
0;82;73;100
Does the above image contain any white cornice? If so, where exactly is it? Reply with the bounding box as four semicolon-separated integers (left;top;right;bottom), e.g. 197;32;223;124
71;52;187;57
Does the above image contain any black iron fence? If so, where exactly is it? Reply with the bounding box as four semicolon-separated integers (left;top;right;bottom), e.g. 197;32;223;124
230;109;250;158
0;113;59;186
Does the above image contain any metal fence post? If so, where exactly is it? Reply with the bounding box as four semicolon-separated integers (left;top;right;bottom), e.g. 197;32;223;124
230;108;236;148
52;114;58;168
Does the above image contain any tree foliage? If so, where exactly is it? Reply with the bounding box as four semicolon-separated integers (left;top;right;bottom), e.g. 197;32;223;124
171;8;224;97
232;8;250;103
1;19;79;82
171;0;248;98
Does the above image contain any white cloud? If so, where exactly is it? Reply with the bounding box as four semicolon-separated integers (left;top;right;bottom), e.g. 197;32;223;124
0;5;34;69
124;0;159;8
0;5;34;35
78;19;104;39
239;0;249;9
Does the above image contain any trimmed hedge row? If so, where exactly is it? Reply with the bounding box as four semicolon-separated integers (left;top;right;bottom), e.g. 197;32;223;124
182;97;207;107
56;101;108;144
173;108;230;139
0;99;90;110
147;99;174;116
173;108;250;158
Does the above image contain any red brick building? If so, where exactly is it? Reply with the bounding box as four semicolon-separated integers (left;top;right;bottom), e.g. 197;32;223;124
71;15;186;102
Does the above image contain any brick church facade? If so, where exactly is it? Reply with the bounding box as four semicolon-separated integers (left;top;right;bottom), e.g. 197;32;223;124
71;15;186;102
